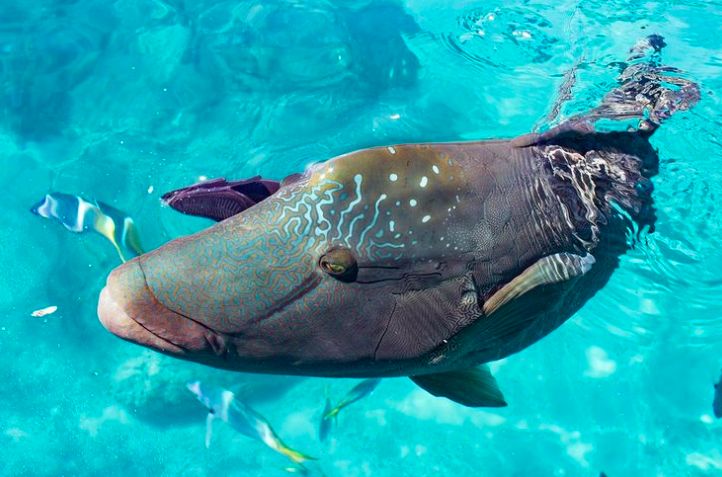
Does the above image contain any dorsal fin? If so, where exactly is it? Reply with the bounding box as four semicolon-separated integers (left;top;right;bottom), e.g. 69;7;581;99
161;177;280;221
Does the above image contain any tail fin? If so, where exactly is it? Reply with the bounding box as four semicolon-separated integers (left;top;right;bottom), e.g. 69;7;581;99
563;34;700;136
513;37;700;239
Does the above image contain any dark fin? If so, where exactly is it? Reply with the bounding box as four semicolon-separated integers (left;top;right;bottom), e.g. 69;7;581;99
483;252;596;316
576;35;699;134
161;177;281;221
410;365;507;408
523;35;700;145
511;119;596;148
627;34;666;61
509;132;539;148
534;55;585;131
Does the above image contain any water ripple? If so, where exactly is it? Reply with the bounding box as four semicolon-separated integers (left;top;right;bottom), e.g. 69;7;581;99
441;5;563;71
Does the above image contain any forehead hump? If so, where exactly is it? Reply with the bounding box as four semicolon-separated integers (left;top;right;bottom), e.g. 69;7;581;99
304;144;468;261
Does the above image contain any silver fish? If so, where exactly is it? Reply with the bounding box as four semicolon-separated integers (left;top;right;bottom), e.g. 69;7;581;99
31;192;143;262
187;381;314;464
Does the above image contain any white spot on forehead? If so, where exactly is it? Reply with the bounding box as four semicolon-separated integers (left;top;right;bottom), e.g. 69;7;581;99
389;173;398;182
395;201;401;206
409;199;417;207
422;215;431;223
420;176;428;188
432;165;440;174
388;146;396;154
390;113;401;120
389;220;395;232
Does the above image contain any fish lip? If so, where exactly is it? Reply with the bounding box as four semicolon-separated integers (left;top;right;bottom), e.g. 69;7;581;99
98;285;185;354
98;259;230;359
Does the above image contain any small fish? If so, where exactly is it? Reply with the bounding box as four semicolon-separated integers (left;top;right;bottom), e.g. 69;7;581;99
31;305;58;317
323;379;381;421
318;385;334;442
31;192;143;263
187;381;315;465
713;371;722;418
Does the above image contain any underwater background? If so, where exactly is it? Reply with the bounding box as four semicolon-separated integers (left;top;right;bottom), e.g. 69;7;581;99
1;0;722;476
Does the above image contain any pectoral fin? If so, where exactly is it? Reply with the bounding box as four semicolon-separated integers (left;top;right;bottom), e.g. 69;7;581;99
469;252;595;349
410;365;506;407
484;252;595;316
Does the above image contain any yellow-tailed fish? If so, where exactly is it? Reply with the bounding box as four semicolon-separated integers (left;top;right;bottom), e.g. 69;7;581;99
318;385;334;442
30;192;143;262
323;379;381;421
187;381;316;465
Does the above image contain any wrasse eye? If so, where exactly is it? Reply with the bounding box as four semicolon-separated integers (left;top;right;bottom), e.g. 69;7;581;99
319;248;358;282
323;262;346;274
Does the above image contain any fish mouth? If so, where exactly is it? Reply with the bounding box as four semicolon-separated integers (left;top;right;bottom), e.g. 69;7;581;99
97;259;228;359
98;285;184;354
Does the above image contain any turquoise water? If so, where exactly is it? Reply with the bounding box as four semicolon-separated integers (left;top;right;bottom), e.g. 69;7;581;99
2;0;722;475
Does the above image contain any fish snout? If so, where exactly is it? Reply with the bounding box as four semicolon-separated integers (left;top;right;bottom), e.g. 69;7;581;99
97;259;228;359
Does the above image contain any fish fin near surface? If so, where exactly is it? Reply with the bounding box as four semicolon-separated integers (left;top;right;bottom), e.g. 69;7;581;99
532;55;585;132
410;364;506;407
515;34;701;149
576;35;700;132
161;176;281;221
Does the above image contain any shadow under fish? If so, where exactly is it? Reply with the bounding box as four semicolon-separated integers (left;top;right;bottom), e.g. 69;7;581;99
187;381;315;466
30;192;143;262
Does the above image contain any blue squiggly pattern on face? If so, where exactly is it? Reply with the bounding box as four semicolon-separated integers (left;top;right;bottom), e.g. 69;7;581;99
138;144;471;334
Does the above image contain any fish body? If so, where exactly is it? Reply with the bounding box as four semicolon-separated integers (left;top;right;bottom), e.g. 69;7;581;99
187;381;314;464
99;39;700;408
31;192;143;262
31;305;58;317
